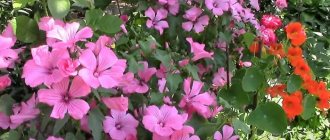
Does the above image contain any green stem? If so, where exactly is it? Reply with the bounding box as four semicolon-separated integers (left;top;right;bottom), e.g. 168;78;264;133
41;0;48;16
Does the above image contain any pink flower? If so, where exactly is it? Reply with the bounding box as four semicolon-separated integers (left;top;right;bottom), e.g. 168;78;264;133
47;22;93;49
261;15;282;30
260;28;277;46
0;23;18;68
119;72;140;94
179;78;214;118
38;76;91;120
171;126;200;140
249;0;260;11
212;67;231;88
158;0;180;15
103;110;139;140
22;45;69;87
57;58;80;76
186;38;213;61
80;115;90;133
0;94;40;129
205;0;229;16
102;96;128;112
85;35;113;55
78;47;126;89
182;7;209;33
275;0;287;9
145;7;169;35
46;136;64;140
135;61;157;93
156;64;167;78
214;125;239;140
38;17;65;31
158;78;168;93
142;105;188;136
0;75;11;91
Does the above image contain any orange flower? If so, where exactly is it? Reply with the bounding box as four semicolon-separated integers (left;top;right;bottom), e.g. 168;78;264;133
285;22;307;46
293;59;311;80
287;46;303;65
266;84;287;98
268;43;285;58
249;41;259;54
317;92;330;110
282;91;303;120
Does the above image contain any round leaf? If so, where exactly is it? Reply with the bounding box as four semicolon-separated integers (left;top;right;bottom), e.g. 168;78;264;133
15;16;39;43
48;0;70;19
98;15;123;34
287;74;303;93
242;67;264;92
301;95;317;120
246;102;288;134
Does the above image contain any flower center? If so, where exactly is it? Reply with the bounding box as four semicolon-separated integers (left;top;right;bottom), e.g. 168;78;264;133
115;123;122;129
94;72;100;77
158;122;165;127
63;94;71;103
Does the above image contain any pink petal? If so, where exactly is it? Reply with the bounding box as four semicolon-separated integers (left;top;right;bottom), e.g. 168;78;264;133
182;22;193;32
102;96;128;112
154;125;174;136
38;89;63;106
22;60;49;87
190;80;204;96
51;78;70;93
214;131;222;140
75;27;93;40
68;99;90;120
97;47;118;72
222;125;234;140
69;76;91;97
250;0;260;11
155;8;168;21
0;112;9;129
78;68;100;88
145;7;155;20
142;115;159;132
79;49;97;71
50;102;68;119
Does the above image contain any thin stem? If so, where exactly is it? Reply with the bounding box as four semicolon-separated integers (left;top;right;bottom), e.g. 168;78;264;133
226;42;230;89
115;0;122;16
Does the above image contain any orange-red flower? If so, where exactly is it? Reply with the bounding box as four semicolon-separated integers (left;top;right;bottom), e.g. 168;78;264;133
317;92;330;110
293;59;311;81
282;91;303;120
249;41;259;54
285;22;307;46
266;84;287;98
268;43;285;58
287;46;303;65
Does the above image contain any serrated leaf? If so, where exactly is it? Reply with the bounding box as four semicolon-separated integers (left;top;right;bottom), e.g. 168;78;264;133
65;132;76;140
15;16;39;43
154;49;171;68
98;15;122;34
287;74;303;93
0;130;20;140
166;74;183;92
88;108;105;140
301;95;317;120
242;67;264;92
185;64;200;81
48;0;70;19
53;115;69;135
233;118;250;134
246;102;288;134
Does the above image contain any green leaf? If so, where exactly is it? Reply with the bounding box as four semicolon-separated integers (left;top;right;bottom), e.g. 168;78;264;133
196;123;218;139
287;74;303;93
246;102;288;134
53;115;69;135
301;95;317;120
0;94;15;115
233;118;250;134
242;32;256;48
98;15;122;34
13;0;35;9
72;0;92;8
220;80;251;110
0;130;20;140
48;0;71;19
94;0;112;9
149;92;164;105
127;57;141;74
85;9;104;30
154;49;172;68
65;132;77;140
185;64;200;81
15;16;39;43
88;108;105;140
242;67;264;92
166;74;183;92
